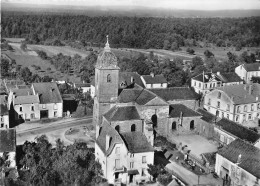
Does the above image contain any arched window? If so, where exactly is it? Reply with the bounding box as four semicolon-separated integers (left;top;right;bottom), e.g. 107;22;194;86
190;120;194;130
172;121;176;130
151;114;157;128
107;74;111;83
131;124;136;132
99;127;102;136
115;125;120;133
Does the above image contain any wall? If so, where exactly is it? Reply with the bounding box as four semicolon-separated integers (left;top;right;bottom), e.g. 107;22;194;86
110;119;143;133
14;103;40;120
191;79;221;95
168;99;198;110
90;85;95;98
235;65;247;83
213;127;236;146
0;114;9;128
215;154;258;186
196;119;215;139
39;103;63;118
81;87;91;93
146;83;167;89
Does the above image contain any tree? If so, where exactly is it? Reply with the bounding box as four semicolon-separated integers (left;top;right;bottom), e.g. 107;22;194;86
1;58;10;78
20;42;27;51
204;50;214;58
186;48;195;55
36;50;48;60
191;56;204;70
170;42;179;51
19;67;32;83
147;164;164;181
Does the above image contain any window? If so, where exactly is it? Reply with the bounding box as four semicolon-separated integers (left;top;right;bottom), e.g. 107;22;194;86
0;116;3;122
222;112;224;118
199;83;201;88
42;104;46;109
130;162;134;169
257;113;260;118
107;74;111;83
172;121;176;130
248;114;252;120
1;124;3;128
208;98;211;105
54;103;57;110
115;147;120;154
115;125;120;133
227;104;230;111
20;105;23;112
218;92;221;99
243;114;246;121
217;101;220;108
205;84;207;88
130;154;134;158
141;168;146;176
235;115;239;122
244;105;247;112
115;159;120;169
142;156;146;164
54;111;57;117
194;81;196;86
213;83;215;88
131;124;136;132
251;104;254;111
161;83;163;87
237;106;240;113
258;103;260;110
31;113;35;119
227;114;229;119
190;120;194;130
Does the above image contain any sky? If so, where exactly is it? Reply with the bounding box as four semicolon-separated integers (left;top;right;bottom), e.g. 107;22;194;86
2;0;260;10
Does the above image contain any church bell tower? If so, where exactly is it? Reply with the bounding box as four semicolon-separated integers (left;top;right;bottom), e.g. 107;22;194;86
93;36;120;137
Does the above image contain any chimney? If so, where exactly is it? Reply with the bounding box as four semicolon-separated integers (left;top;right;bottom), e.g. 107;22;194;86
150;72;155;78
217;71;220;76
249;84;253;95
237;154;242;164
130;76;135;84
106;135;111;151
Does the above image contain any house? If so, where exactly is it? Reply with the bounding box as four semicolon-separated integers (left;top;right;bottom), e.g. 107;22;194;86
0;95;9;128
74;83;91;93
215;139;260;186
167;104;201;136
204;83;260;127
141;73;167;89
235;63;260;83
191;71;243;95
214;118;260;147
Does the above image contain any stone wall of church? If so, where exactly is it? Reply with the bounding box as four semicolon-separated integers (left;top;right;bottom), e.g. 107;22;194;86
168;100;199;110
93;99;112;127
110;119;143;133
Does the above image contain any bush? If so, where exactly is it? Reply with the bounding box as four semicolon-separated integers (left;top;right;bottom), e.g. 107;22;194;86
157;172;173;186
186;48;195;55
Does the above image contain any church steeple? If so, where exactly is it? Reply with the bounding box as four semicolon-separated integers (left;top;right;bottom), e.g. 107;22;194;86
104;35;110;52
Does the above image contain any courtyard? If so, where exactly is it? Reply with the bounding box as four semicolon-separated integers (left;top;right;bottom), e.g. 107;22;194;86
168;134;218;158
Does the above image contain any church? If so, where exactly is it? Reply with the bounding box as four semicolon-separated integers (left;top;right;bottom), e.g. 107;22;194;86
94;37;201;185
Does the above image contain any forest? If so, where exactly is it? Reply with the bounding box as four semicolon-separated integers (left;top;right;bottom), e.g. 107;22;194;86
2;11;260;49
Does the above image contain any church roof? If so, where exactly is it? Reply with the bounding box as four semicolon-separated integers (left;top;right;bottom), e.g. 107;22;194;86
103;105;141;121
169;104;201;118
118;89;143;103
119;72;145;88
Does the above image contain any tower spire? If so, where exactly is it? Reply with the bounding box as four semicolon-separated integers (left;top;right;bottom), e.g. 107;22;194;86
104;35;110;51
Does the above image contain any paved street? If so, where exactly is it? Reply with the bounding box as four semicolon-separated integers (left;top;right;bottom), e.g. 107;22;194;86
16;117;93;145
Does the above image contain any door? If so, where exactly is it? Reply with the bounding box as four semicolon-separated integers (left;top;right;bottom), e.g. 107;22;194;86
129;174;133;183
40;110;48;119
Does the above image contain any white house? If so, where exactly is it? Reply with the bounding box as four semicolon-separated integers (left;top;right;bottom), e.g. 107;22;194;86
235;63;260;83
215;139;260;186
141;73;167;89
74;83;91;94
204;83;260;127
0;95;9;129
95;122;154;185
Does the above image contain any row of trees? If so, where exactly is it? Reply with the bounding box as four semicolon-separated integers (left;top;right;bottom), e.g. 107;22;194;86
2;12;260;49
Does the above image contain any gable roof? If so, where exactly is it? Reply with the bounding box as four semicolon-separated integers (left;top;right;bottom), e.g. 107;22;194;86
119;72;145;88
118;89;143;103
120;131;154;153
32;83;62;104
192;72;221;83
196;108;217;123
216;83;260;104
216;118;260;143
135;89;157;105
218;72;243;83
218;138;260;178
96;123;124;156
103;105;141;121
0;129;16;152
13;95;40;105
150;87;200;101
142;74;167;84
169;104;201;118
243;63;260;72
12;88;33;96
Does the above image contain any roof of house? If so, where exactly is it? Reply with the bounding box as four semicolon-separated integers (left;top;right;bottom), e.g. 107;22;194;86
192;72;221;83
32;83;62;104
0;129;16;152
96;123;124;156
135;89;157;105
196;108;217;123
218;138;260;178
120;131;154;153
218;72;243;83
119;72;145;88
243;63;260;72
216;83;260;104
74;83;91;88
118;89;143;103
150;87;200;101
142;74;167;84
13;95;40;105
103;105;141;121
12;88;33;96
169;104;201;118
216;118;260;143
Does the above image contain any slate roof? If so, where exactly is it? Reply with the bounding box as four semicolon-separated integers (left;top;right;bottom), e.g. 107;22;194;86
169;104;201;118
120;132;154;153
13;95;40;105
32;83;62;104
0;129;16;152
218;72;243;83
192;72;221;82
142;74;167;84
119;72;145;88
103;105;141;121
135;89;157;105
243;63;260;72
118;89;143;103
12;88;33;96
218;138;260;178
96;123;124;156
150;87;200;101
196;108;217;123
216;83;260;104
216;118;260;143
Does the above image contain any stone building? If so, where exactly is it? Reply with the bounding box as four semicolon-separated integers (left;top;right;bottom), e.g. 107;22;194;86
235;63;260;83
140;73;167;89
0;95;9;129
